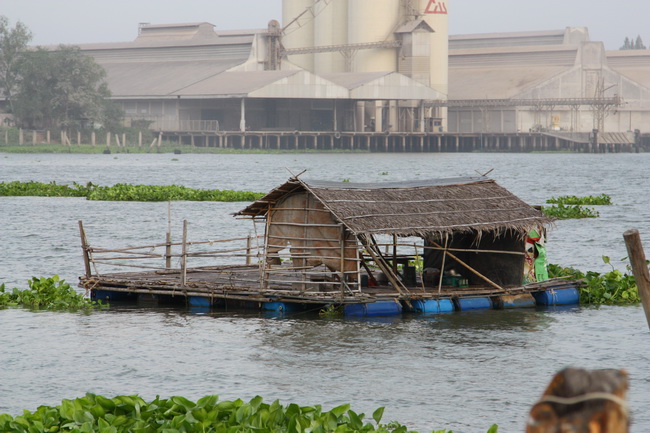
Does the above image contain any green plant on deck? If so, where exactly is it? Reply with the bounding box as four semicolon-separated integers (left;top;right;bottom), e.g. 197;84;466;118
548;256;643;305
0;275;103;312
541;203;600;219
0;393;498;433
546;194;612;205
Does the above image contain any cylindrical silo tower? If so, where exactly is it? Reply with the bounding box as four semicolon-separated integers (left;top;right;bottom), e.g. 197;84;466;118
417;0;448;95
347;0;401;72
314;0;348;73
418;0;449;129
282;0;315;71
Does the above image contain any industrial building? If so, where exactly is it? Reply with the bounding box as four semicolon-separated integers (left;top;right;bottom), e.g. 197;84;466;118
69;0;650;147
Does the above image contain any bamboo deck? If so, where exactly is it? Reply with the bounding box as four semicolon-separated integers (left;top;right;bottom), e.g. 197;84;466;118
79;264;582;306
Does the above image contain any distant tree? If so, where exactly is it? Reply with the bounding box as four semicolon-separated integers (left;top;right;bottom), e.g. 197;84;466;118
620;35;647;50
13;45;122;129
634;35;646;50
0;16;32;115
620;37;631;50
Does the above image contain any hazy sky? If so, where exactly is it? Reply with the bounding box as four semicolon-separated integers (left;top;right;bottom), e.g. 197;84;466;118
2;0;648;50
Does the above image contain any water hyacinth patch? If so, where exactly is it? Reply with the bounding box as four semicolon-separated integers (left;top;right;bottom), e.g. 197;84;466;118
0;180;90;197
0;394;499;433
0;181;264;202
542;194;611;219
545;194;612;206
0;275;103;312
548;257;643;305
541;203;600;219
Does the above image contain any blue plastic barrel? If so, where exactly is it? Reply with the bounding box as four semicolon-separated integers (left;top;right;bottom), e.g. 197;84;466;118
407;299;454;314
188;296;211;308
344;301;403;316
261;301;303;313
91;290;132;302
496;293;536;309
532;288;580;306
455;297;492;310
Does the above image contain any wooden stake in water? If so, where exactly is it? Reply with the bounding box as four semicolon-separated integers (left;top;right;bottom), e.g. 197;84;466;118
181;220;188;287
623;229;650;329
166;202;172;269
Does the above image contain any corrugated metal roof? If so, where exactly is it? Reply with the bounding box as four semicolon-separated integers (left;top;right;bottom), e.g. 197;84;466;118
323;72;445;100
101;60;245;97
449;66;567;99
395;19;434;34
175;70;349;99
321;72;392;89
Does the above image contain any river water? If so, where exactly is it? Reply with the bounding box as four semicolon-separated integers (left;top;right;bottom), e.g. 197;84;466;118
1;151;649;432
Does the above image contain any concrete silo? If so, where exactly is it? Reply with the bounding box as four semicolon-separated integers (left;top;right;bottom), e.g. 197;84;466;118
417;0;448;94
314;0;348;73
347;0;401;72
418;0;448;129
282;0;315;71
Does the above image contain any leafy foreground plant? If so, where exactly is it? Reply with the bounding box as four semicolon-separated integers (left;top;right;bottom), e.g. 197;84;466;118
0;275;103;312
548;257;642;305
0;181;264;202
546;194;612;206
0;394;498;433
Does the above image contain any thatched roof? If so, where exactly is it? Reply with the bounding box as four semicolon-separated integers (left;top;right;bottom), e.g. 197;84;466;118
236;176;551;237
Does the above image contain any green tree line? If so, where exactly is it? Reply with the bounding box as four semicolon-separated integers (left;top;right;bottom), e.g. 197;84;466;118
620;35;647;50
0;16;121;130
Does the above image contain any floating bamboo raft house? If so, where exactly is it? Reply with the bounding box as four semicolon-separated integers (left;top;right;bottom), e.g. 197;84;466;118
79;175;581;315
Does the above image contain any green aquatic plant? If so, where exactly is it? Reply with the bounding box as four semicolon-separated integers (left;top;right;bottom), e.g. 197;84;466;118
0;180;91;197
86;183;263;202
548;257;643;305
319;304;343;318
541;204;599;219
546;194;612;205
0;181;264;202
0;394;497;433
0;275;103;312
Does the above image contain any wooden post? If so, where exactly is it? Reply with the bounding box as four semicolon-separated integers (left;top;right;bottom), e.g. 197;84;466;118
32;130;37;145
180;220;188;287
623;229;650;329
19;128;23;145
526;367;629;433
166;201;172;269
78;221;92;278
122;133;126;148
106;132;111;147
91;131;96;146
246;234;252;265
138;130;142;147
46;130;50;144
77;131;81;145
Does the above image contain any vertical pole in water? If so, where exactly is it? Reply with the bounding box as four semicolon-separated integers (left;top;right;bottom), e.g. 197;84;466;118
165;202;172;269
181;220;188;287
623;229;650;329
78;221;92;278
246;233;252;265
